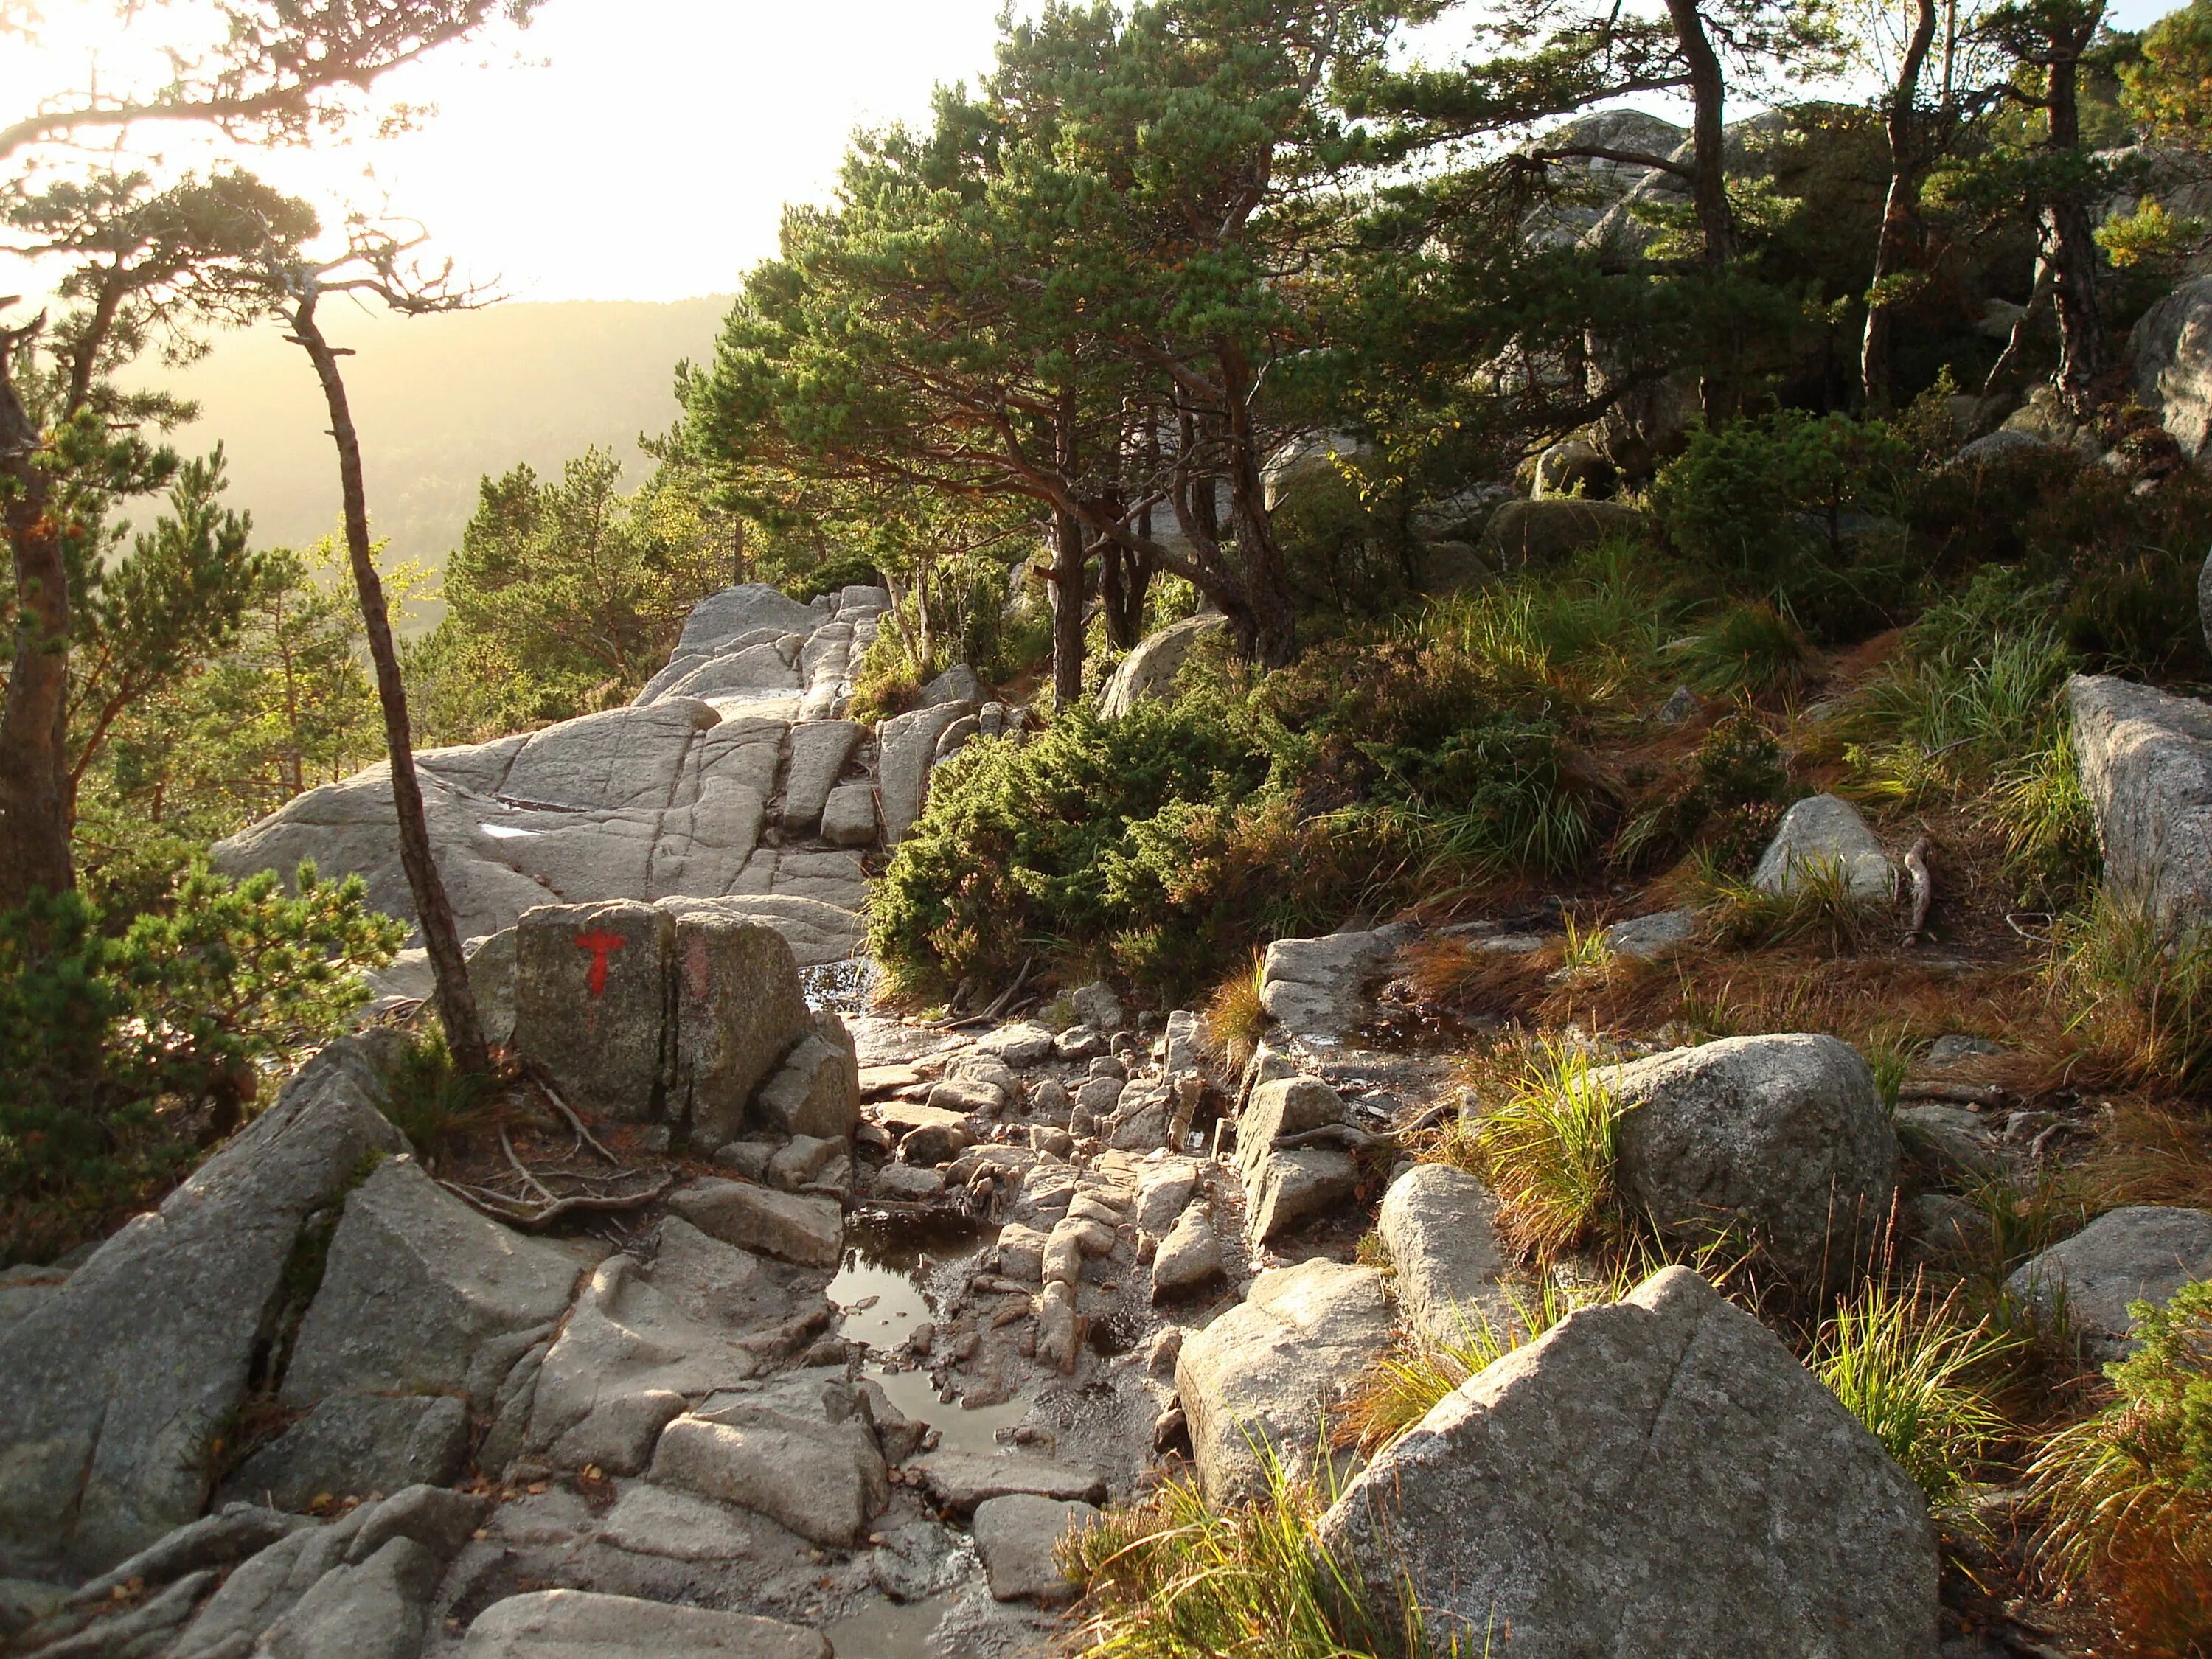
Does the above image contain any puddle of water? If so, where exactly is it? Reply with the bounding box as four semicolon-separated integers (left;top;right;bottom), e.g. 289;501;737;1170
829;1215;1035;1457
801;956;877;1015
821;1588;959;1659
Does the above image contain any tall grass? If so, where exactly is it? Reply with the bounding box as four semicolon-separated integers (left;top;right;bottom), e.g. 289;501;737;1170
2028;1279;2212;1655
1678;599;1812;695
1447;1043;1622;1259
1992;726;2099;902
1062;1450;1443;1659
2048;891;2212;1091
1811;1276;2014;1508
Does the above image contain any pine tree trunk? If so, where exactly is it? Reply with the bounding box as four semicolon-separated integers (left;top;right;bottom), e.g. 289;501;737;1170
288;293;490;1074
2045;14;2106;416
1863;0;1940;414
0;326;73;906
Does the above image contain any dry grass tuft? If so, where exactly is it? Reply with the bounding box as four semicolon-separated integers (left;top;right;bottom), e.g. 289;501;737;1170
1395;934;1559;1017
1200;951;1270;1076
1446;1042;1622;1260
2082;1104;2212;1211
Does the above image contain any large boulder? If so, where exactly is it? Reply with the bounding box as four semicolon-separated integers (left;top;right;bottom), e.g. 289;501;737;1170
212;699;783;946
1377;1164;1514;1344
1174;1258;1394;1503
778;718;861;835
1600;1034;1898;1284
515;900;676;1121
456;1590;830;1658
281;1158;580;1411
0;1041;406;1573
649;1369;889;1547
1477;498;1653;568
2006;1206;2212;1358
1318;1267;1939;1659
2068;672;2212;931
1097;615;1228;719
2132;273;2212;461
1753;793;1896;901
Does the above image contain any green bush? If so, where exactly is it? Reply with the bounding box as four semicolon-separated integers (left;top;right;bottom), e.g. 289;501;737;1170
1614;712;1788;874
1;863;403;1264
872;619;1597;1001
1650;410;1916;641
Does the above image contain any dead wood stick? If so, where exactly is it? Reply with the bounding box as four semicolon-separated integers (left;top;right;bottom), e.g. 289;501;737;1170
1903;837;1933;945
1897;1080;2006;1107
526;1065;619;1165
1397;1101;1456;1138
1274;1124;1390;1153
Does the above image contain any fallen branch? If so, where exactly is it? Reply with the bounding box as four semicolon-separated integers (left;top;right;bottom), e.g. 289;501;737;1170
1273;1123;1391;1153
1897;1080;2006;1107
441;1173;670;1230
1902;838;1933;945
526;1065;619;1165
1397;1101;1456;1138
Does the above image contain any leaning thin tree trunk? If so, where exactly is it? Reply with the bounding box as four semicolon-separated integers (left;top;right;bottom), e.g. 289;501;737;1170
0;320;73;905
1048;505;1087;711
288;291;490;1073
1863;0;1941;414
1665;0;1739;423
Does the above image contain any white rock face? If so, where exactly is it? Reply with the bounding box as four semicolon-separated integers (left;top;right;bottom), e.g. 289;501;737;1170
877;700;977;846
1753;793;1896;901
1318;1267;1941;1659
2008;1206;2212;1357
2132;273;2212;460
211;586;883;971
1173;1258;1393;1503
1257;926;1410;1038
0;1042;406;1571
2069;672;2212;932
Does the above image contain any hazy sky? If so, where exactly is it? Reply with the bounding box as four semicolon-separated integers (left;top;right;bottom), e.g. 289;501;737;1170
0;0;2190;306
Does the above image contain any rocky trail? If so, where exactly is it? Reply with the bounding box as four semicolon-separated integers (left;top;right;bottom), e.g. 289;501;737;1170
7;586;2211;1658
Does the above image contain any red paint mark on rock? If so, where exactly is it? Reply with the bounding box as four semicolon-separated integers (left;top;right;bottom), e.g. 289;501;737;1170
685;933;712;1001
574;928;627;997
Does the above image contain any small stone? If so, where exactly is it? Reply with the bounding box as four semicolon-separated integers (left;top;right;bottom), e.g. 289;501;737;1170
667;1179;843;1268
1151;1206;1225;1300
872;1164;947;1201
978;1023;1055;1067
1054;1025;1105;1061
1655;684;1699;723
1071;981;1126;1033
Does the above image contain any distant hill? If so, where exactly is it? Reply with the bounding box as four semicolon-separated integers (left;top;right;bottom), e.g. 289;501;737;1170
135;295;734;625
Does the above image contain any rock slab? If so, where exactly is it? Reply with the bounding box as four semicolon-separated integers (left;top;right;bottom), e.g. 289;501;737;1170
1318;1266;1940;1659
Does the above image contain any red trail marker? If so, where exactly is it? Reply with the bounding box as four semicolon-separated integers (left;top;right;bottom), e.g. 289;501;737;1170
574;928;627;997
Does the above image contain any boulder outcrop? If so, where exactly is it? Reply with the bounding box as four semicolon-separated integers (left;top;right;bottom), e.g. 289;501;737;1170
2069;672;2212;931
1318;1267;1939;1658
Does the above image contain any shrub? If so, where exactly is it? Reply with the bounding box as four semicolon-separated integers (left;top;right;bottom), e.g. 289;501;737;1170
0;863;401;1264
1811;1276;2014;1508
1650;410;1915;639
2029;1278;2212;1653
1062;1453;1438;1659
1614;710;1788;873
378;1026;500;1171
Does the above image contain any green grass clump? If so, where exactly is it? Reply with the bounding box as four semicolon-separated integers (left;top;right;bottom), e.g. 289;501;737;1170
1811;1276;2014;1509
1339;1288;1574;1456
2028;1278;2212;1652
1679;599;1812;695
1700;857;1894;954
1062;1453;1440;1659
1453;1043;1622;1259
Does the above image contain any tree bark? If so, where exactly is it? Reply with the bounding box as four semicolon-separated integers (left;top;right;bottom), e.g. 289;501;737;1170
1863;0;1941;414
0;320;73;905
2045;32;2105;415
1667;0;1736;272
288;292;490;1074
